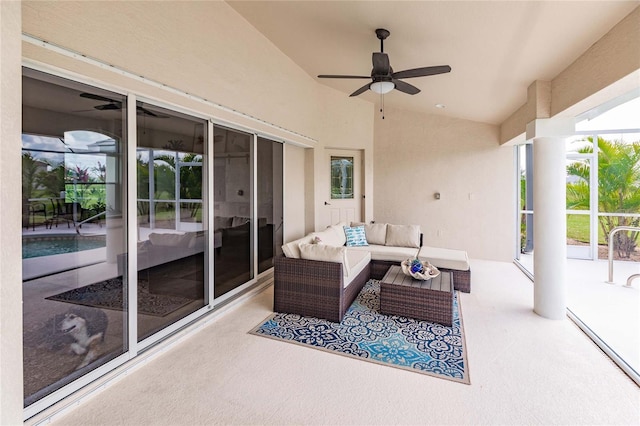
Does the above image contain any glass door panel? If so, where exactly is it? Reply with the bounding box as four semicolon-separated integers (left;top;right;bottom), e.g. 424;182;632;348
22;70;128;407
213;126;253;297
136;102;208;341
257;137;283;274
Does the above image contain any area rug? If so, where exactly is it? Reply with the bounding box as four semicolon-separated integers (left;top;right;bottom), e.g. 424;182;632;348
46;278;194;317
250;279;469;384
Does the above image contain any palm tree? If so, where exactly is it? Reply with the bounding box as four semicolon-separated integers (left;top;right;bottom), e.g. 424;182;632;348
566;136;640;258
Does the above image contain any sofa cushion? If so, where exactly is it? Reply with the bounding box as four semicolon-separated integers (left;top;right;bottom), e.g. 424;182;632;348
282;234;314;258
299;243;349;276
328;222;348;246
350;222;388;245
385;224;421;248
232;216;250;227
311;227;344;247
344;250;371;287
364;223;387;245
214;216;233;231
348;244;419;262
148;232;194;248
418;246;470;271
344;225;368;247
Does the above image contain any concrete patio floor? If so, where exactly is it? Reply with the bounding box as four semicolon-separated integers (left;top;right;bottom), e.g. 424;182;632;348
517;253;639;382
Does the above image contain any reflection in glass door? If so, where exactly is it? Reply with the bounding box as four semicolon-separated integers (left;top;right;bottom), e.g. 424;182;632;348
257;137;283;274
22;70;128;408
136;103;208;341
213;126;253;297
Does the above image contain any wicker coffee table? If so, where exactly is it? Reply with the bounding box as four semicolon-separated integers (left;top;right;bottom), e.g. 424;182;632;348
379;265;453;326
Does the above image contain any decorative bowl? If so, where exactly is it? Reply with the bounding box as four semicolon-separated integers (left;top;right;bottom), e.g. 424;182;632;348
401;258;440;280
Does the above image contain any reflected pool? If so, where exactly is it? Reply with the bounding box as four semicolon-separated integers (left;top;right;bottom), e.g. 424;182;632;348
22;235;106;259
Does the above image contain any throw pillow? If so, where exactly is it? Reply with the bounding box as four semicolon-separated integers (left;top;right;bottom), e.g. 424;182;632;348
343;225;369;247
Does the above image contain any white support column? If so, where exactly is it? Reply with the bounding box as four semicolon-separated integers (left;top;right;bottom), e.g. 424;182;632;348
528;118;574;320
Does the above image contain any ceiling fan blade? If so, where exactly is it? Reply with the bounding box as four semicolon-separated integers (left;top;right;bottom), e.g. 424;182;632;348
349;83;372;97
137;107;169;118
94;103;121;111
392;65;451;80
372;52;390;75
318;74;371;79
392;79;420;95
80;92;120;103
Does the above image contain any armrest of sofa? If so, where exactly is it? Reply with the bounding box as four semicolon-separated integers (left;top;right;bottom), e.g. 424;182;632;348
274;256;345;323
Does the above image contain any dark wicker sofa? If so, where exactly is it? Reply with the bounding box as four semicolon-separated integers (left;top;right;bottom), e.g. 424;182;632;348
274;224;471;323
274;256;370;323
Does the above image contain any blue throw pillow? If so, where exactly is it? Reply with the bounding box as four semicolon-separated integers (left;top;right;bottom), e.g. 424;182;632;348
343;225;368;247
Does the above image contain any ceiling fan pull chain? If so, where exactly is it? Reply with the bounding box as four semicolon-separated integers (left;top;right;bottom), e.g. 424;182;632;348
381;92;385;120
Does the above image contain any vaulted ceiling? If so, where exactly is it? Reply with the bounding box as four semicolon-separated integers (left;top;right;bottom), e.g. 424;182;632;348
228;1;637;125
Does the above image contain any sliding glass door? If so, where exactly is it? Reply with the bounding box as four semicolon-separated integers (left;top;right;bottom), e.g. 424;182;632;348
136;103;208;341
22;69;128;407
21;68;284;415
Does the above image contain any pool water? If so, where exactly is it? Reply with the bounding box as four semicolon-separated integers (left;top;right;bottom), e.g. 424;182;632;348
22;235;106;259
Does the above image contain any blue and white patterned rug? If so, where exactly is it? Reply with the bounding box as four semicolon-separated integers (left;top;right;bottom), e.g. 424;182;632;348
250;279;469;384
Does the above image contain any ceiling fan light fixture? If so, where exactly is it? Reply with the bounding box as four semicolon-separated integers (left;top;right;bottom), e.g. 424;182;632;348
370;81;395;94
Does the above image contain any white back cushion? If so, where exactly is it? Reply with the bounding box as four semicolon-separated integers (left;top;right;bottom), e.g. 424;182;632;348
282;234;314;258
385;224;421;248
148;232;194;247
364;223;387;245
299;243;349;276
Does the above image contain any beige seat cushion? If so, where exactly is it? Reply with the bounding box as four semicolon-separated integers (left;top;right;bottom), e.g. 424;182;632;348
344;250;371;287
348;244;419;262
418;246;470;271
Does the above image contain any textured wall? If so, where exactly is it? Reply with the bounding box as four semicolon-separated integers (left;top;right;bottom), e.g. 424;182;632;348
552;6;640;117
1;2;24;424
500;6;640;144
374;106;513;261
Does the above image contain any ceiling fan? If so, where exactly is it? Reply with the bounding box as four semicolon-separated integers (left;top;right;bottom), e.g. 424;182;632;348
79;93;169;117
318;28;451;97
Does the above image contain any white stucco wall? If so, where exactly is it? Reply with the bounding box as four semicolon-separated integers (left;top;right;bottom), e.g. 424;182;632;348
374;106;514;262
0;2;23;424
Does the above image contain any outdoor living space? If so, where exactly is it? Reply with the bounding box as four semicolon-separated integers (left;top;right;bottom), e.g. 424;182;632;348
33;259;639;425
3;1;640;424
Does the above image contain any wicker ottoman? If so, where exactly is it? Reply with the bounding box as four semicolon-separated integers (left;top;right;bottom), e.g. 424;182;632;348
379;265;453;326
